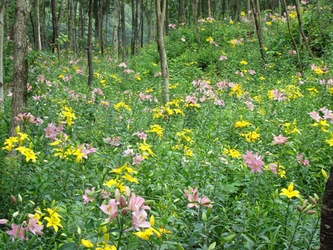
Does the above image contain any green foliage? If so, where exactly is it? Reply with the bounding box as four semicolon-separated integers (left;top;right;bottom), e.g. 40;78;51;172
1;5;333;249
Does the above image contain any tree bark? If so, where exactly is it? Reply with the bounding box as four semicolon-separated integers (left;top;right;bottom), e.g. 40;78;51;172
51;0;62;61
0;0;5;111
113;0;119;60
33;0;41;50
120;0;126;61
320;166;333;249
155;0;169;104
250;0;265;62
88;0;94;87
294;0;313;57
9;0;30;136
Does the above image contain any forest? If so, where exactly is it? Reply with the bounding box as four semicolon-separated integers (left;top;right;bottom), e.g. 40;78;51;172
1;0;333;249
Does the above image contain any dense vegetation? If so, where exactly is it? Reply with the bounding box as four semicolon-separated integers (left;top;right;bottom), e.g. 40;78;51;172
1;2;333;249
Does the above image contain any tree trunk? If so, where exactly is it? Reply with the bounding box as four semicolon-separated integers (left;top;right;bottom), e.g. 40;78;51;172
120;0;126;61
0;1;5;111
294;0;313;57
192;0;199;44
33;0;41;50
113;0;119;60
282;0;302;73
155;0;169;104
9;0;30;136
250;0;265;62
178;0;185;23
88;0;94;87
131;0;139;55
320;166;333;249
51;0;61;61
208;0;212;17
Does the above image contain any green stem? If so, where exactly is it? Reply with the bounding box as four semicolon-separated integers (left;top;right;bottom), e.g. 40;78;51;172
307;216;320;250
284;199;291;237
117;216;123;249
288;211;302;249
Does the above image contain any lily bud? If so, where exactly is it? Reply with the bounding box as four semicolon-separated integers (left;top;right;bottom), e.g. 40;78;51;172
309;196;317;205
114;189;120;202
119;196;127;208
306;210;316;215
296;205;303;212
10;195;17;204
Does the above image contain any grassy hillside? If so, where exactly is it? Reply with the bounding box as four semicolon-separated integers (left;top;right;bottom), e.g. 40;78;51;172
1;4;333;249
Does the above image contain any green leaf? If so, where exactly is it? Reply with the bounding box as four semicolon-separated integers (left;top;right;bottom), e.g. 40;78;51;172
58;242;77;250
177;243;185;250
208;242;216;250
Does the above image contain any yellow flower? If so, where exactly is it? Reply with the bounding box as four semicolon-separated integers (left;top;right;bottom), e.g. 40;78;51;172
280;182;300;199
2;136;19;151
184;146;194;157
44;208;63;232
266;21;272;26
206;37;214;42
139;142;155;157
81;239;94;249
312;119;329;132
122;173;138;183
147;124;164;139
240;129;260;142
133;228;154;240
223;146;241;158
322;169;329;180
15;146;37;162
234;120;252;128
229;84;243;97
314;67;324;75
103;179;117;187
240;59;248;65
113;101;131;111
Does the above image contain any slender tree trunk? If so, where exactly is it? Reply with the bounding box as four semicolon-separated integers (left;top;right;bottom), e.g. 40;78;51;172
140;1;144;48
282;0;302;73
208;0;212;17
250;0;265;62
155;0;169;104
294;0;313;57
33;0;41;50
51;0;61;61
88;0;94;87
131;0;139;55
192;0;199;44
9;0;30;136
113;0;119;60
320;166;333;249
120;0;126;61
98;0;104;55
0;1;5;111
79;0;84;54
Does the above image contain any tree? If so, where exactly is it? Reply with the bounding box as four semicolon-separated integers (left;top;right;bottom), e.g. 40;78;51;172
113;0;119;60
9;0;30;136
51;0;63;61
32;0;41;50
0;0;5;111
120;0;126;61
155;0;169;104
250;0;265;62
320;167;333;249
88;0;94;87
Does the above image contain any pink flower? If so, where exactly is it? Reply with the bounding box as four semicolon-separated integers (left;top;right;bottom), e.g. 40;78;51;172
268;163;278;174
271;89;286;101
184;187;213;208
132;209;150;230
27;217;44;235
309;111;321;122
243;151;265;173
181;37;186;42
119;62;127;68
198;196;213;208
127;193;150;212
272;134;288;145
0;219;8;224
6;224;28;241
133;131;147;140
297;154;310;166
132;154;144;165
100;199;118;222
219;55;228;61
83;188;95;204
